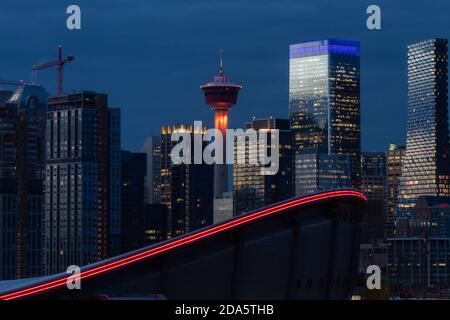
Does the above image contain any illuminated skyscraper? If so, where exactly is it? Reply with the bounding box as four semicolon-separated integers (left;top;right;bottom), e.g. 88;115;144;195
289;39;361;188
233;118;293;215
160;124;213;237
397;39;450;215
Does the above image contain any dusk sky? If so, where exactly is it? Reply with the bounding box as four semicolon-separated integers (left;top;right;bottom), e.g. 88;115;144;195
0;0;448;151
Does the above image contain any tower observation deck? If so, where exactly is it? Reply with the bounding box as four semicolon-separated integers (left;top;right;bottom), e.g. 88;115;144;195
201;50;242;199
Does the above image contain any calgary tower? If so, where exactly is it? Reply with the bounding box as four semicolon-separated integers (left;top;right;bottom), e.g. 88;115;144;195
201;50;242;199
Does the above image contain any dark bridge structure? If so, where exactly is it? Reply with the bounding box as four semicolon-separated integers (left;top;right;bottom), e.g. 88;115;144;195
0;190;367;300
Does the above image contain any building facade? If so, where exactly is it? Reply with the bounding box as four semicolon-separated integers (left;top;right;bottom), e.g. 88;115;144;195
121;150;168;251
361;152;386;243
44;92;121;274
289;39;361;188
387;237;450;293
140;136;161;204
385;144;405;238
412;196;450;238
121;151;147;252
0;85;48;280
0;99;18;280
233;118;293;215
160;124;213;237
398;39;450;215
295;150;351;197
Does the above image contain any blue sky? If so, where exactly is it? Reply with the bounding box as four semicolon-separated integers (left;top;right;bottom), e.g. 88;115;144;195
0;0;448;151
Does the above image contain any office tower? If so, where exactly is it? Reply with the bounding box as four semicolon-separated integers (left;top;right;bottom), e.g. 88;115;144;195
160;125;183;223
160;124;213;237
289;39;361;188
44;92;121;274
360;152;386;243
109;108;122;256
121;151;146;252
233;118;293;215
385;144;405;237
0;93;18;280
0;85;48;280
140;136;161;204
201;52;242;199
142;203;168;244
121;151;146;251
398;39;450;215
295;150;351;196
170;156;213;236
121;151;167;252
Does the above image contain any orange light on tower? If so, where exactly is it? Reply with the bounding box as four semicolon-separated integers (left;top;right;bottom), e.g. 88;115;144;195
201;50;242;199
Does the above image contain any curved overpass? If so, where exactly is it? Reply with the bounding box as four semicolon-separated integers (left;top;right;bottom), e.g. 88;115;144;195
0;190;367;300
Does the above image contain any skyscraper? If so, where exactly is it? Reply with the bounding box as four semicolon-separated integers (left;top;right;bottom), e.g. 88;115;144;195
44;92;121;274
140;137;161;204
233;118;293;215
398;39;450;215
360;152;386;243
385;144;405;238
0;100;16;280
289;39;361;188
160;124;213;237
295;151;351;197
0;84;48;280
121;150;167;252
121;151;147;252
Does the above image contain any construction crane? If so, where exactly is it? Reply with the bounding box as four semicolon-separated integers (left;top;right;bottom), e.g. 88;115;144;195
32;45;74;96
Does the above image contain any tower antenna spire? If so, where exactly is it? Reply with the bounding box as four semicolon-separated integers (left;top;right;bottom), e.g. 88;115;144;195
219;49;224;74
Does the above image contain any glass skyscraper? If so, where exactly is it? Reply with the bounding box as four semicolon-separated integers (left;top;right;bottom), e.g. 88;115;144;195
397;39;450;214
289;39;361;188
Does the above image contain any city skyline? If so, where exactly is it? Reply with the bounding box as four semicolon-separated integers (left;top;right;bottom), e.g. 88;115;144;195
1;0;450;301
0;1;449;153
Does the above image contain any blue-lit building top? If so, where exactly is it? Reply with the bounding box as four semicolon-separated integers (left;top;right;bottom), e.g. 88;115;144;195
289;39;360;59
289;39;361;188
